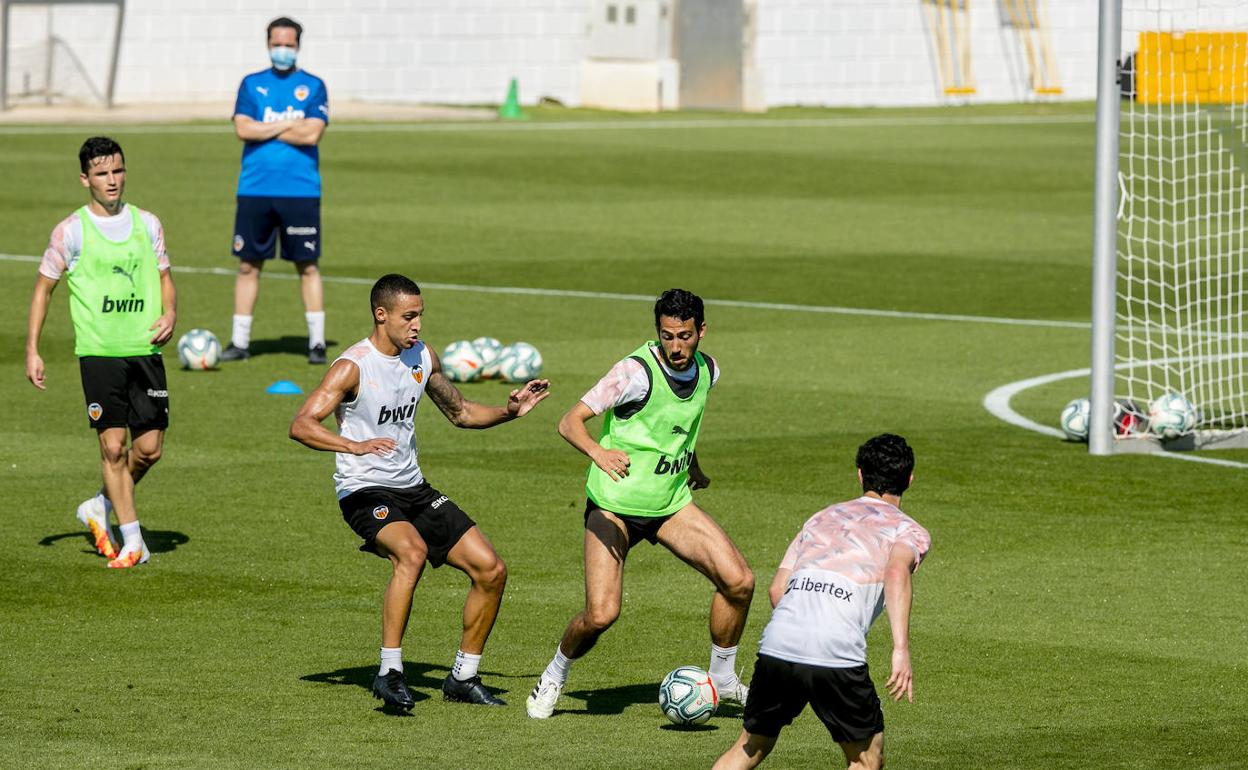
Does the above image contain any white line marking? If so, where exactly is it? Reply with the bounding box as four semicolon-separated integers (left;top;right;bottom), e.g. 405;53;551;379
983;359;1248;469
0;252;1088;330
0;113;1094;137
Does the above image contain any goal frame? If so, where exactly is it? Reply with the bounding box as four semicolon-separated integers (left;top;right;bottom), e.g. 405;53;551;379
0;0;126;110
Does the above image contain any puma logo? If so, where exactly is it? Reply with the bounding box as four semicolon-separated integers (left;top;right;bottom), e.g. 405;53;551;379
112;264;136;288
671;425;689;436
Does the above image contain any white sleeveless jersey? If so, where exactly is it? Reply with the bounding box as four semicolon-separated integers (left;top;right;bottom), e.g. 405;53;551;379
333;338;432;499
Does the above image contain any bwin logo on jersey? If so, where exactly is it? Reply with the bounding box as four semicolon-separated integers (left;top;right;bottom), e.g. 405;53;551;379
653;449;693;475
262;105;305;122
377;397;417;425
101;294;145;313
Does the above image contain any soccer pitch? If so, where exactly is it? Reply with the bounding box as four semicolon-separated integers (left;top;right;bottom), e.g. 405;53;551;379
1;105;1245;769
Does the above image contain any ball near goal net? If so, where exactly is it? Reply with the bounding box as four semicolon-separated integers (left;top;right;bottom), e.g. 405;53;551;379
1090;0;1248;453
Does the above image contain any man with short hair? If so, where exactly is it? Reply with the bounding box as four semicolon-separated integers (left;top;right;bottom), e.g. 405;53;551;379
526;288;755;719
712;433;932;770
290;273;550;712
25;136;177;569
223;15;329;365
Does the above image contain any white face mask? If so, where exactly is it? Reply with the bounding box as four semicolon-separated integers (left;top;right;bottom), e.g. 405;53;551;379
269;46;297;70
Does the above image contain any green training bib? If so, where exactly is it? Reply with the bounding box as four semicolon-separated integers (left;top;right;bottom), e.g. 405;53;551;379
67;206;162;357
586;342;710;517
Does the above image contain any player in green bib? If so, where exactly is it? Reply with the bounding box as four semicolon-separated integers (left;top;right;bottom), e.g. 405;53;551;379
527;289;755;719
25;137;177;569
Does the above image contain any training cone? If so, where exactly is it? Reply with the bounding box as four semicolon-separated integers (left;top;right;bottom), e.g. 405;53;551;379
499;78;525;120
266;379;303;395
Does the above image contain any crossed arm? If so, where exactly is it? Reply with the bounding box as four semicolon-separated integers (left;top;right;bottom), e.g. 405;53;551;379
233;115;326;147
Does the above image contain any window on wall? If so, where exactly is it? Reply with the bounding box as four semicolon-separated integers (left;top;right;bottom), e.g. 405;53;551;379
606;4;617;23
625;5;636;24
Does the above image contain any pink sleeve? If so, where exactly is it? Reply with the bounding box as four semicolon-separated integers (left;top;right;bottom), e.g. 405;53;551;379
895;521;932;572
38;219;72;280
143;211;171;271
580;358;649;415
778;525;807;571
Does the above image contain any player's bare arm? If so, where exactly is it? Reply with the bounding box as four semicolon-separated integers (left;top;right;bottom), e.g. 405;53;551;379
277;117;326;146
767;567;792;608
232;114;290;143
882;543;918;702
290;359;396;456
558;400;630;481
426;349;550;429
25;274;60;390
147;268;177;346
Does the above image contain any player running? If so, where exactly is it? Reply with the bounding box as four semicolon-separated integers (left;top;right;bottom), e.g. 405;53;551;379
290;273;549;712
526;288;754;719
25;136;176;569
713;434;931;770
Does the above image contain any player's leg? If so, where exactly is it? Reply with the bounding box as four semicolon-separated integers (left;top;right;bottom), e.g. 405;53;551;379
839;733;884;770
225;197;277;360
371;520;428;711
441;526;507;705
276;197;325;363
527;508;631;719
105;355;169;567
77;356;129;560
712;731;778;770
657;502;755;700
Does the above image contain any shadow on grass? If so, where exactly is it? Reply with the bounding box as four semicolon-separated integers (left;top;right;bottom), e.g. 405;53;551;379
561;682;657;716
39;527;189;555
247;336;339;358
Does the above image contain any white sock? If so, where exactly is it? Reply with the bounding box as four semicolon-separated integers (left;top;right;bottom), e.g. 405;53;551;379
542;646;572;686
305;311;325;349
710;644;738;682
380;647;403;675
119;520;143;552
231;314;253;349
452;650;481;681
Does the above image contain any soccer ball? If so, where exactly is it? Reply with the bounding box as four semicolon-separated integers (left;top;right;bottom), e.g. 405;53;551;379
1113;398;1148;436
1059;397;1090;441
1148;392;1197;439
441;340;484;382
473;336;504;379
497;342;543;383
659;666;717;726
176;329;221;370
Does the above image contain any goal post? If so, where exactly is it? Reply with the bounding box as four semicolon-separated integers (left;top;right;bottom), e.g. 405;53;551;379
0;0;126;110
1090;0;1248;454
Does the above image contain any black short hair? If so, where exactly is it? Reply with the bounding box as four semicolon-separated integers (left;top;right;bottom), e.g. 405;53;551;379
267;16;303;45
856;433;914;496
654;288;704;328
79;136;124;173
370;274;421;320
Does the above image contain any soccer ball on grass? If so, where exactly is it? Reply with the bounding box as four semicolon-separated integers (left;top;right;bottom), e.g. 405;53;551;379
441;340;484;382
497;342;543;383
176;329;221;370
658;666;717;726
1148;392;1196;439
472;336;505;379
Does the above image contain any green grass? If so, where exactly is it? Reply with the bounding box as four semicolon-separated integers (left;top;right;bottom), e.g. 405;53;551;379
1;105;1245;769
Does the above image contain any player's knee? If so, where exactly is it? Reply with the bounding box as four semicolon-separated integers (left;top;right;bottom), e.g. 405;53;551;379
478;557;507;593
723;567;755;605
298;261;319;276
238;261;261;277
99;441;127;466
392;544;427;580
585;603;620;632
133;444;162;469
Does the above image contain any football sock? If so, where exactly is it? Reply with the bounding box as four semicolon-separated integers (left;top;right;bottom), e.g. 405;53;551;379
380;647;403;675
231;314;253;349
710;644;739;681
541;646;572;685
452;650;481;681
119;520;143;552
306;311;325;349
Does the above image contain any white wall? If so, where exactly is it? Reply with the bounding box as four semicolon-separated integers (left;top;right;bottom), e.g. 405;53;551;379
753;0;1099;106
2;0;1098;109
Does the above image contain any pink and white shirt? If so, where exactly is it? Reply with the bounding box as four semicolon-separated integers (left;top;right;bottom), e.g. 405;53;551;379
758;496;931;668
579;347;720;415
39;204;170;280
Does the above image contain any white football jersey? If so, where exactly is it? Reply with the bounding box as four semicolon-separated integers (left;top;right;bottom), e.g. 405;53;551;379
333;338;432;499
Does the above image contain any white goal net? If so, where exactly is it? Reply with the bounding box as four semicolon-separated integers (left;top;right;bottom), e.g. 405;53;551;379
1116;0;1248;446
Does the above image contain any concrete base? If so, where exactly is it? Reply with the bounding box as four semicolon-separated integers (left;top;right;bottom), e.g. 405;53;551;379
580;58;679;112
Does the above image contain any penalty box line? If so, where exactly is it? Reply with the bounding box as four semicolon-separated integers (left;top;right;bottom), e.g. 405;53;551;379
0;252;1089;331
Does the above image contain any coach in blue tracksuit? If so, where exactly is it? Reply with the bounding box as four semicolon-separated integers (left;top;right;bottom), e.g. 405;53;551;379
224;16;330;365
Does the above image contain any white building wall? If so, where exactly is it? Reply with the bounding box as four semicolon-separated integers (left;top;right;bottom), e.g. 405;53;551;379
2;1;1098;109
